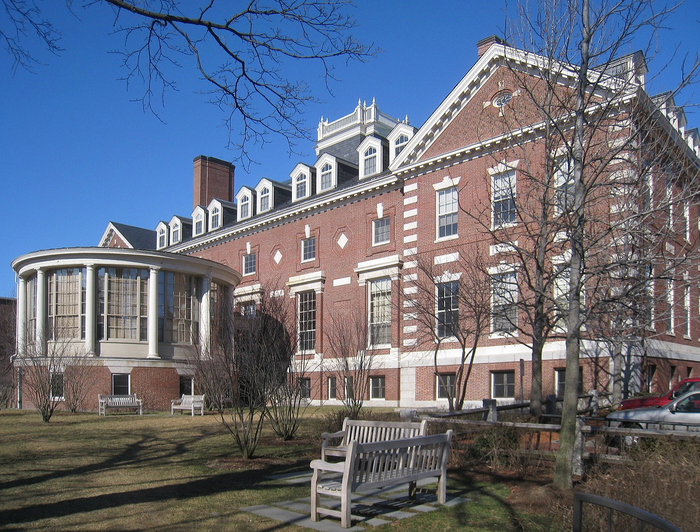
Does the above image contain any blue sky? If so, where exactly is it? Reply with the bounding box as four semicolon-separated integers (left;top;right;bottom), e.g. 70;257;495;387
1;1;698;297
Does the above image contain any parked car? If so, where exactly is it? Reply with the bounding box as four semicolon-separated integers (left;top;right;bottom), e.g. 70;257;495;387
618;377;700;410
607;390;700;431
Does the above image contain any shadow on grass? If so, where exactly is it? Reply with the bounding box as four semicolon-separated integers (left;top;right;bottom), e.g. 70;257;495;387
0;460;287;527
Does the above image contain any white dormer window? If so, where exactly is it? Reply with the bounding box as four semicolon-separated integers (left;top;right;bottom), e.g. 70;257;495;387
191;206;207;237
364;147;377;175
260;187;270;212
315;154;338;193
157;226;168;249
395;134;409;156
210;206;220;230
320;164;333;190
171;223;180;244
236;187;254;221
194;213;204;235
296;174;307;198
240;196;250;219
358;137;384;179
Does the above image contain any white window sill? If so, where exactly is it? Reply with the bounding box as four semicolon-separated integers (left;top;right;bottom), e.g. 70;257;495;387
435;234;459;244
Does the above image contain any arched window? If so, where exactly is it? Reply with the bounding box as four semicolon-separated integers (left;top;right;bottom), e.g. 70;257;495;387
240;195;250;219
210;206;220;229
158;227;167;249
296;173;308;199
320;163;333;191
395;134;409;156
260;187;270;212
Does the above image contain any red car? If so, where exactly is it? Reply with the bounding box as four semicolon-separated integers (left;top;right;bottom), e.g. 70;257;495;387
619;377;700;410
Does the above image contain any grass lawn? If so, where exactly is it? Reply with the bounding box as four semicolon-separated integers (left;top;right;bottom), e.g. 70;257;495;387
0;410;549;531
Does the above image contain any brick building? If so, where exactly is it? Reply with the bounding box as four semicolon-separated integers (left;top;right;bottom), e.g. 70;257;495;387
12;36;700;411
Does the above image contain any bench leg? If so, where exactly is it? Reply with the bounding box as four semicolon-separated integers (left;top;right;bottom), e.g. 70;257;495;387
310;470;320;522
409;481;417;500
437;472;447;504
341;490;351;528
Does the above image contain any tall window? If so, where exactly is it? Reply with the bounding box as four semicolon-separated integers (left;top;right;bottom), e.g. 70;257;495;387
437;186;458;239
299;378;311;399
437;281;459;338
260;187;270;212
50;373;64;400
158;272;199;344
666;277;675;333
171;223;180;243
395;134;409;156
364;147;377;176
296;173;308;199
492;371;515;398
240;195;250;219
370;376;386;399
369;278;391;346
491;271;517;333
302;237;316;262
345;376;354;400
328;377;337;399
243;253;256;275
158;227;167;248
210;207;220;229
437;373;455;399
194;213;204;235
492;170;516;227
47;268;86;340
99;268;148;341
373;217;390;245
553;262;570;330
26;276;37;343
644;364;657;393
555;367;583;398
684;283;691;337
298;291;316;352
554;157;575;214
320;163;333;191
112;373;130;395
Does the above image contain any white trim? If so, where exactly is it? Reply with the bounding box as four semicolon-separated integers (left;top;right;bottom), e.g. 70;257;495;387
432;175;461;191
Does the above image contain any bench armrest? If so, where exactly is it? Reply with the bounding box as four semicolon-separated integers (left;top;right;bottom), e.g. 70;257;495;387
320;430;345;442
310;459;345;473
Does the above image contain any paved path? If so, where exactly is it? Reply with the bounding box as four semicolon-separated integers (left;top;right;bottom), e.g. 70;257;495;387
241;471;469;531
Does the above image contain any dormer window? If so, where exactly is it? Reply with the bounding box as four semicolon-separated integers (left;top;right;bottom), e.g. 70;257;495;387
240;196;250;219
171;223;180;244
194;213;204;235
236;187;255;221
260;187;270;212
210;206;221;230
395;134;409;156
358;137;384;179
364;147;377;175
320;164;333;190
157;226;168;249
296;174;307;198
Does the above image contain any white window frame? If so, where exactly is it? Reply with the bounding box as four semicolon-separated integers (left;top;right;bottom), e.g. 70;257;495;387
301;237;316;263
210;206;221;230
50;372;65;401
112;373;131;395
358;137;383;179
368;278;391;347
436;280;459;339
297;290;317;353
491;169;517;229
667;276;675;335
156;223;168;250
394;134;409;157
171;221;181;244
372;217;391;246
236;188;254;221
243;253;256;276
554;156;575;215
192;206;207;236
328;376;337;399
436;186;458;241
315;154;337;193
291;164;313;202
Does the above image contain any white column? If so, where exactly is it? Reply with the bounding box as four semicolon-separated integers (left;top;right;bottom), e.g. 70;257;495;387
36;268;46;353
199;276;211;357
147;267;160;359
84;265;96;356
16;276;26;355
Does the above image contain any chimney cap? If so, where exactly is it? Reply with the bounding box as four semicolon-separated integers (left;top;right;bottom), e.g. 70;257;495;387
477;35;506;57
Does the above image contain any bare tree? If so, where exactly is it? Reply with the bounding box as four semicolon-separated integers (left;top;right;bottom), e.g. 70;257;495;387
192;283;303;457
62;353;97;413
401;250;491;412
325;306;373;418
2;0;373;167
494;0;700;489
0;300;15;408
16;337;88;422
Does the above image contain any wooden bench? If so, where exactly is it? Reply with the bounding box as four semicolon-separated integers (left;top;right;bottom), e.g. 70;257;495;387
98;394;142;416
320;418;428;460
310;430;453;528
171;394;205;416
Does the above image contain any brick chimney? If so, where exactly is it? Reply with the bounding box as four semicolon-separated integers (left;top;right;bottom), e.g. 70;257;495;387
193;156;235;209
477;35;506;58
